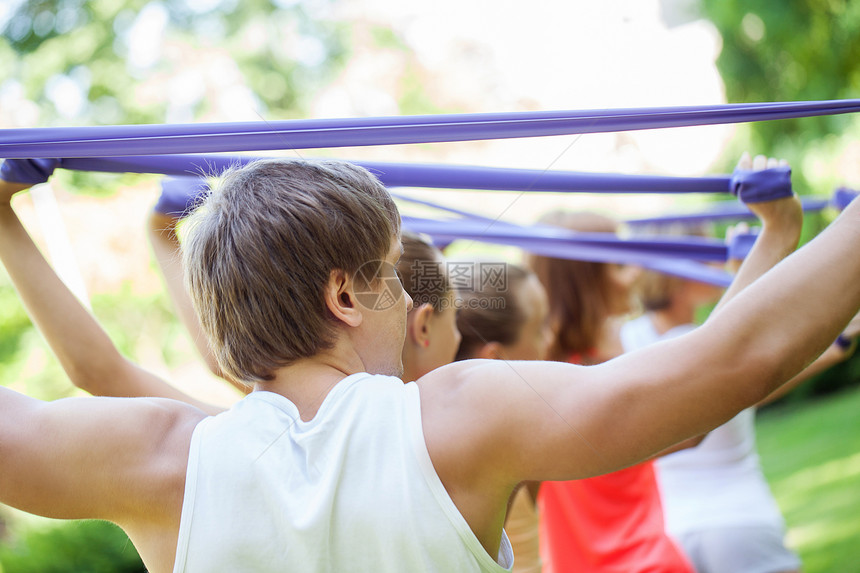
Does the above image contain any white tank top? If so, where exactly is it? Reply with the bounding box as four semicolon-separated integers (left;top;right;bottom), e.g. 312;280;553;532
172;373;514;572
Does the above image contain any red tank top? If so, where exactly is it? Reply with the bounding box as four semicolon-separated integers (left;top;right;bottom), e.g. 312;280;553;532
536;354;694;572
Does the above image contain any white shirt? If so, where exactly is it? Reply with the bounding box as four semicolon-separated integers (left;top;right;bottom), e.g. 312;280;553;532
173;373;514;572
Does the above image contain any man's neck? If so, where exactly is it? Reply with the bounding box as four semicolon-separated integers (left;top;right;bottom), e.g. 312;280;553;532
254;355;362;422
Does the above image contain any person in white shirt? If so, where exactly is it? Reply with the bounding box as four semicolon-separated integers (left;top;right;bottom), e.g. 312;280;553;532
622;234;859;573
2;155;860;573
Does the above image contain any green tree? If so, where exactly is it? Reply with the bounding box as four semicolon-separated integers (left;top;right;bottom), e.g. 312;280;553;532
1;0;348;125
701;0;860;156
699;0;860;401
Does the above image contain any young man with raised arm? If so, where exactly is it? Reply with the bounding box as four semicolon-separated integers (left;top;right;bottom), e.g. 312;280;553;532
1;157;859;573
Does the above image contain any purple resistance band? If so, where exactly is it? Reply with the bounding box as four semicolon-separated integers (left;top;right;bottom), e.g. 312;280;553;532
137;178;739;286
402;215;729;261
389;192;516;226
0;153;792;252
393;190;832;230
394;188;779;285
401;215;752;286
639;259;733;288
5;99;832;285
403;215;739;286
626;186;859;226
831;187;859;210
626;196;831;226
5;155;788;286
57;154;730;193
54;154;791;203
3;99;860;157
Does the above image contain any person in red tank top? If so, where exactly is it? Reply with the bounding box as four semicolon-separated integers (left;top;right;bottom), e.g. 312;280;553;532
529;210;694;573
528;152;804;572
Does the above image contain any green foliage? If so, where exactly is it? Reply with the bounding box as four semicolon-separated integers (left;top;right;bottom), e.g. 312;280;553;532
0;520;144;572
1;0;348;125
701;0;860;156
0;272;194;398
757;386;860;572
399;66;454;117
370;24;406;51
0;272;74;400
0;285;32;368
89;283;190;365
701;0;860;400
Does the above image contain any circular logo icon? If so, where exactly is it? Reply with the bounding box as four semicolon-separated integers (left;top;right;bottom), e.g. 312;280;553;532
354;260;403;311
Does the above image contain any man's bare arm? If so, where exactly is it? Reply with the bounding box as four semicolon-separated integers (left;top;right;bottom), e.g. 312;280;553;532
0;385;205;523
711;154;802;314
646;154;802;455
0;174;224;414
422;195;860;490
759;308;860;404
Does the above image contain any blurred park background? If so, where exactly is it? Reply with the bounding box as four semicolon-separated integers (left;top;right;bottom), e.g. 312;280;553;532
1;0;860;570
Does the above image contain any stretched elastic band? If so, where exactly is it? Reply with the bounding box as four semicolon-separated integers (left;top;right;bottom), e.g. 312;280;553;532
3;100;860;157
402;216;729;262
59;155;731;194
639;259;733;288
0;158;61;184
391;192;519;226
727;231;760;260
154;176;210;217
52;156;802;206
403;216;735;285
831;187;859;211
626;196;830;226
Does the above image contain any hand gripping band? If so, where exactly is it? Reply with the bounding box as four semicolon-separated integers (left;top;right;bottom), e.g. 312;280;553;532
729;166;793;204
0;158;62;184
154;176;210;218
626;196;829;226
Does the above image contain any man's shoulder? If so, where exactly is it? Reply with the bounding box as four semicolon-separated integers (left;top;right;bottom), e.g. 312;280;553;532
69;395;208;438
414;360;524;439
415;360;499;400
133;397;209;456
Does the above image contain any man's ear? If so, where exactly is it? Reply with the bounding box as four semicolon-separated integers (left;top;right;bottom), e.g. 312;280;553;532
407;303;435;346
324;269;364;328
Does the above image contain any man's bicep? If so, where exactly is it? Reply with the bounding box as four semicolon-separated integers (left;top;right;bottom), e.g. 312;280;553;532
0;388;202;522
488;360;641;481
420;355;718;487
485;349;739;482
527;337;760;479
423;360;622;484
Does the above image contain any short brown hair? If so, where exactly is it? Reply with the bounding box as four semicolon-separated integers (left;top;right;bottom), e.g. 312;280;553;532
399;232;452;312
527;211;618;361
182;159;400;383
454;261;531;361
